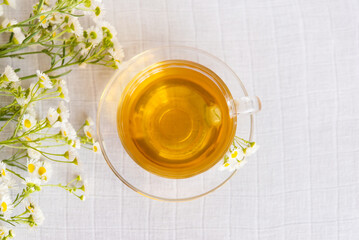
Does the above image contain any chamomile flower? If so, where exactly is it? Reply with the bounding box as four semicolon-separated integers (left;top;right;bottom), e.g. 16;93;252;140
37;160;52;182
1;19;17;31
27;159;39;175
108;39;124;67
86;1;105;18
13;28;25;44
7;81;20;91
23;177;41;187
0;194;13;219
22;114;37;130
36;70;53;89
64;147;79;165
57;80;69;102
46;107;59;126
15;95;30;106
85;117;94;126
0;162;6;178
78;43;87;56
0;226;8;239
243;142;259;156
71;138;81;149
21;133;35;142
65;147;78;161
1;177;17;190
86;26;103;46
27;144;41;160
61;122;77;140
84;125;95;139
2;65;19;82
30;207;45;226
68;17;83;37
26;103;37;118
39;15;49;28
57;101;69;122
1;18;9;29
24;198;38;214
95;19;117;38
38;7;50;28
230;149;245;161
49;12;65;25
219;154;232;171
93;141;100;153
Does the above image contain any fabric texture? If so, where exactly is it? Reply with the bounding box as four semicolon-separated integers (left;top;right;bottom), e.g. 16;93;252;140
2;0;359;239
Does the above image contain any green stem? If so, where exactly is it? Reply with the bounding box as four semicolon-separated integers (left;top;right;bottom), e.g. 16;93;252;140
0;51;46;58
7;169;25;180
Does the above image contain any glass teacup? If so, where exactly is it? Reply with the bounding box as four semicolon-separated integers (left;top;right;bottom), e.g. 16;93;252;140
97;46;261;201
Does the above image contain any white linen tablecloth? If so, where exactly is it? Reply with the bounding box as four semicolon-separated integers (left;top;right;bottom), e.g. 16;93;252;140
3;0;359;239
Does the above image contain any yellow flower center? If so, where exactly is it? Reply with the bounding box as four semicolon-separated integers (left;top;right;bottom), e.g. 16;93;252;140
38;166;46;176
24;119;32;128
28;163;35;173
40;75;46;81
27;205;35;213
1;202;7;212
63;130;67;137
86;131;92;138
39;15;47;24
224;162;230;167
0;230;4;236
231;151;238;158
1;169;5;177
93;145;98;152
25;136;31;141
52;32;56;37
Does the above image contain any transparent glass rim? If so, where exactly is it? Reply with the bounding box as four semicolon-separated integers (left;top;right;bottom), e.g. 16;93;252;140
96;46;254;202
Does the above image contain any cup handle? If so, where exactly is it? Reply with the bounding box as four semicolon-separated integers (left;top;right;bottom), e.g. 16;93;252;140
232;96;262;114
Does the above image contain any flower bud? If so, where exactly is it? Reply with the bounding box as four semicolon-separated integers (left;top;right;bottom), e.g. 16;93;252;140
72;158;78;165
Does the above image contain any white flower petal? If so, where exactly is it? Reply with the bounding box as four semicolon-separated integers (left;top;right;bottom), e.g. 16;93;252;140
3;65;19;82
245;144;259;156
13;29;25;44
84;125;95;139
36;70;52;89
61;122;77;140
22;113;37;130
57;101;69;122
93;141;100;153
46;107;59;126
86;26;103;46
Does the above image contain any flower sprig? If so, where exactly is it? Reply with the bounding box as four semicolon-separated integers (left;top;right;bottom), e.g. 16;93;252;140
0;0;120;237
0;66;99;233
0;0;124;79
219;136;259;172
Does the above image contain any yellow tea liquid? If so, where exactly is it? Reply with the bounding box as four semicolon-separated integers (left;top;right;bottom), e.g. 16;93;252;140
117;60;236;178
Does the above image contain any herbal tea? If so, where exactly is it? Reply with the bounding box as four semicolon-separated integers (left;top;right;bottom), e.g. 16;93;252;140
117;60;236;179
